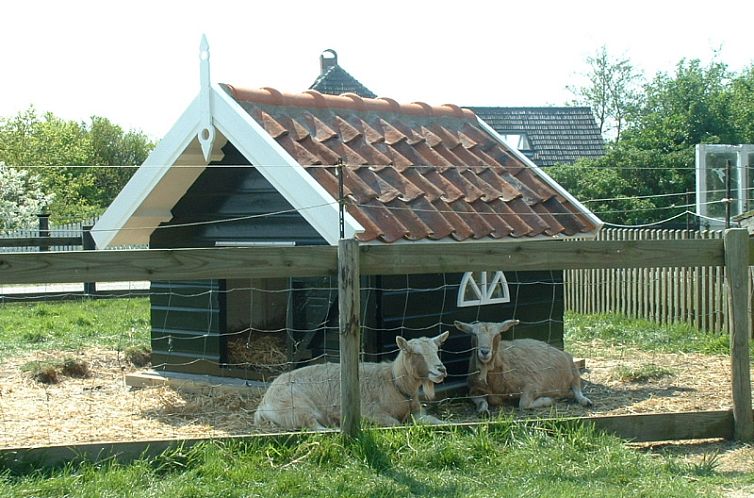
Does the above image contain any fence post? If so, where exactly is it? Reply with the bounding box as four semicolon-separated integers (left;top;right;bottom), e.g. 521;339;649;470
338;238;361;438
723;228;754;442
82;225;96;295
37;213;50;252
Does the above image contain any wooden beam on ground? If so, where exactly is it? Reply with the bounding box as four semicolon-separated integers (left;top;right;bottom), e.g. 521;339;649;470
724;229;754;442
125;370;267;396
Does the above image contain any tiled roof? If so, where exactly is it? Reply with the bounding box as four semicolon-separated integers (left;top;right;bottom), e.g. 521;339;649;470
468;107;605;166
223;85;599;243
309;55;377;98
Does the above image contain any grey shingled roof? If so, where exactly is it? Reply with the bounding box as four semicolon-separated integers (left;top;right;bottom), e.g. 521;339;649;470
309;65;377;99
468;107;605;166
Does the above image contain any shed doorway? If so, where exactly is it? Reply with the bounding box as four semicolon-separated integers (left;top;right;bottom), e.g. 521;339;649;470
223;277;290;380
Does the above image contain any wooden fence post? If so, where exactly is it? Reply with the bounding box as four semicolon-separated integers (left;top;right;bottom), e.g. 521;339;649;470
723;228;754;442
82;225;96;295
37;213;50;252
338;238;361;438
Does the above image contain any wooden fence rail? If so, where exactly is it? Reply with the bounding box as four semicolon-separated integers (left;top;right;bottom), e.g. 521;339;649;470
0;234;750;442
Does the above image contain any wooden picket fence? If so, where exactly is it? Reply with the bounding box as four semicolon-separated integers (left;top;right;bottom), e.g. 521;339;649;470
564;228;737;334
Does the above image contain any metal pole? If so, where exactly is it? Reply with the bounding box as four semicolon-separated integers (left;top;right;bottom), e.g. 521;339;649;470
726;159;732;229
338;159;345;240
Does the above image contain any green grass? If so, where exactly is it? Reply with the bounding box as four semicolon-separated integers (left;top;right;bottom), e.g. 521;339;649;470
1;422;747;497
0;297;150;356
610;363;675;383
565;311;735;355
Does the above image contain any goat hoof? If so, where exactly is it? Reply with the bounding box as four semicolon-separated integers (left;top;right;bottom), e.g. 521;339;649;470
477;408;491;418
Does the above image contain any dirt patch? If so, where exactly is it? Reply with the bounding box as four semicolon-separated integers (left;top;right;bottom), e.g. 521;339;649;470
0;342;748;450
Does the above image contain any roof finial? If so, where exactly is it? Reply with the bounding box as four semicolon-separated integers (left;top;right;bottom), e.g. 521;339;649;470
198;34;216;162
320;49;338;76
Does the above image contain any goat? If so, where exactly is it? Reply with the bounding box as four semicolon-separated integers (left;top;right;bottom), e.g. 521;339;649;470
254;331;449;430
455;320;591;414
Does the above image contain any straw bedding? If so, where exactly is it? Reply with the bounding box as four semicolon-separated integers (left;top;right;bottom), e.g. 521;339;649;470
0;342;744;449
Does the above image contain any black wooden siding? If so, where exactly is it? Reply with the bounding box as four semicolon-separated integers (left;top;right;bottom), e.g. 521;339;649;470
149;143;327;376
376;271;564;383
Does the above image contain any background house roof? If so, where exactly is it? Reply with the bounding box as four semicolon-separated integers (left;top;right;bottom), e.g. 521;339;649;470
224;85;600;243
468;107;605;166
308;52;605;167
309;49;377;99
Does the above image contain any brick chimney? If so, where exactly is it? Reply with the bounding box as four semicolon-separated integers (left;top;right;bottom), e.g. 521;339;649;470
320;49;338;75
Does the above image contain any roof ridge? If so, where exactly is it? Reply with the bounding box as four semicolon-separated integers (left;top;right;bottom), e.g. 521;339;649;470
223;84;477;120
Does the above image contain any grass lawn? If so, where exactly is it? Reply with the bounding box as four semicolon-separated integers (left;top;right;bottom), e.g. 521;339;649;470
0;297;150;356
2;422;751;498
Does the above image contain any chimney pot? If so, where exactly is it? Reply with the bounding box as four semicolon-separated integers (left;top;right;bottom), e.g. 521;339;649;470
320;49;338;75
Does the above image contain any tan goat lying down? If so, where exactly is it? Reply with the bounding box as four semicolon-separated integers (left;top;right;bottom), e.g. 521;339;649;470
254;332;449;430
455;320;592;413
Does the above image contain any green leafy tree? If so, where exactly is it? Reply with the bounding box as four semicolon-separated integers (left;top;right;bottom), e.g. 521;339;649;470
623;58;734;151
729;65;754;143
569;45;643;142
557;55;754;226
0;108;153;223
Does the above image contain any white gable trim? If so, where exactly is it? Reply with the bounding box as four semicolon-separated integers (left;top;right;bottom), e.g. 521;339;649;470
211;84;363;244
93;84;364;249
92;97;204;249
476;117;604;233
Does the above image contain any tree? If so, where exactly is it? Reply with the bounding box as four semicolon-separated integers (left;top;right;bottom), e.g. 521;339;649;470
0;162;54;234
623;58;734;151
0;108;153;223
729;65;754;143
569;46;643;142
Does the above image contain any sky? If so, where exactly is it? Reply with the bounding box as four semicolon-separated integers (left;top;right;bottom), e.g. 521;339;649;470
1;0;753;140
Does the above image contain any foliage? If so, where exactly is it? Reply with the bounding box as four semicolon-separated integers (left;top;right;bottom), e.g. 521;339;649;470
569;45;643;142
0;162;54;234
555;56;754;226
623;58;735;151
548;146;694;225
0;108;153;224
0;424;739;497
0;297;150;357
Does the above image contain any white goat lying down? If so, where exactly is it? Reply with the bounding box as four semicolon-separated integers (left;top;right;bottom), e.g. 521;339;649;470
254;332;450;430
455;320;592;414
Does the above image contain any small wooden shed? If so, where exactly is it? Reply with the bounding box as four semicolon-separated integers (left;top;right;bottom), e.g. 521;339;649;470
94;42;602;386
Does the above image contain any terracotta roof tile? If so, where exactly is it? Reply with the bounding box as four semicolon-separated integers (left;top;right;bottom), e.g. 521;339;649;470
222;84;599;243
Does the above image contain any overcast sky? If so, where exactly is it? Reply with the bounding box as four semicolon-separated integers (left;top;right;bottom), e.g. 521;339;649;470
2;0;752;139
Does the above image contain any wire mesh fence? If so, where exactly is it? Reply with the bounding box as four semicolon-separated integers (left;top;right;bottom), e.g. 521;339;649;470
0;233;750;452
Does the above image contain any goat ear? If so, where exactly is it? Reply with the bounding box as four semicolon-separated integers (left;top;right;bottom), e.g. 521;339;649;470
396;335;410;352
454;321;474;334
498;319;519;333
434;330;450;345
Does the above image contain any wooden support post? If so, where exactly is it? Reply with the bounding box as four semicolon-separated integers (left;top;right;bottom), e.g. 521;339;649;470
37;213;50;252
724;228;754;442
338;238;361;438
82;225;96;295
